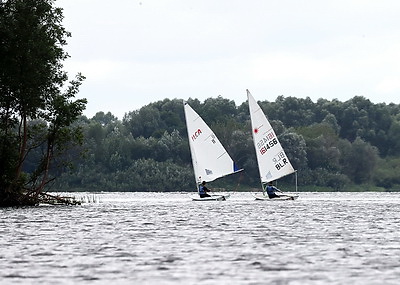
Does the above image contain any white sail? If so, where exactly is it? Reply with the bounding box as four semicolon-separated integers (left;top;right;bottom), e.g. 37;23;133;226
247;90;295;183
184;102;241;185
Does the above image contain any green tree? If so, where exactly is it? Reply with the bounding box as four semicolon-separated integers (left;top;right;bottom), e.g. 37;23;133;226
123;98;186;138
298;123;341;171
200;96;237;125
0;0;86;206
373;157;400;188
340;137;379;184
387;116;400;155
279;131;308;172
262;96;316;127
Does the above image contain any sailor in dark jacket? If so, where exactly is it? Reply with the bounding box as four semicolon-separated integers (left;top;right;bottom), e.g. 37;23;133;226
265;181;283;198
198;181;211;198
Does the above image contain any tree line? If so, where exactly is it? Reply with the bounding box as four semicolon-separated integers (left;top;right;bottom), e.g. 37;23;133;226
51;96;400;192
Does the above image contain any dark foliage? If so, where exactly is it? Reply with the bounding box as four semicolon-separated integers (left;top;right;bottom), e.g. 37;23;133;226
52;94;400;192
0;0;86;206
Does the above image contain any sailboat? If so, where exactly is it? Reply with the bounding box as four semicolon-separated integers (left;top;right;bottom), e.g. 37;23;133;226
184;101;243;201
247;90;298;200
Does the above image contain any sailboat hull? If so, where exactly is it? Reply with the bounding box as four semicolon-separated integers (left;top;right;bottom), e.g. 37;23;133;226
192;194;230;201
252;193;298;201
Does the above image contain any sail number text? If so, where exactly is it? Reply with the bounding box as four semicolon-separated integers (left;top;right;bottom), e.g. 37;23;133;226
273;151;288;170
257;131;277;155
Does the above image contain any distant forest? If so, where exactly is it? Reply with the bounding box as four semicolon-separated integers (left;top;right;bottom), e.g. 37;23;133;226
36;95;400;192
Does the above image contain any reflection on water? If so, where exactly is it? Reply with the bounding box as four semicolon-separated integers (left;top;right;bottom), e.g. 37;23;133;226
1;192;400;284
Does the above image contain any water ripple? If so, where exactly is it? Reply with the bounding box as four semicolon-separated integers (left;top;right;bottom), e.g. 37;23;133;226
1;192;400;284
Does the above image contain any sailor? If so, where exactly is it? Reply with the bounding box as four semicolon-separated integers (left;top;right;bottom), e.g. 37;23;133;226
265;181;283;198
198;181;211;198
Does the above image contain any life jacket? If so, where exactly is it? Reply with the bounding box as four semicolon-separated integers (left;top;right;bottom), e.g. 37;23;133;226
266;185;275;195
198;185;206;195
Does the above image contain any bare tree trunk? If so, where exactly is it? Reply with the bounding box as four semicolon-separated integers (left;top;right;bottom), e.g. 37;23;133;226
6;114;28;194
34;135;53;197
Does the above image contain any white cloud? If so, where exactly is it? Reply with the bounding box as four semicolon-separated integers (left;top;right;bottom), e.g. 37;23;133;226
65;60;127;82
376;77;400;94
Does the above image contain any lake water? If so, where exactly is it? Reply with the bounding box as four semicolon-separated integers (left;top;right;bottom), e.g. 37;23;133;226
1;192;400;284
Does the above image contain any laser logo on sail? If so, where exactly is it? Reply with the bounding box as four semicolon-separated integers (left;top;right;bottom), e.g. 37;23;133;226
191;129;202;141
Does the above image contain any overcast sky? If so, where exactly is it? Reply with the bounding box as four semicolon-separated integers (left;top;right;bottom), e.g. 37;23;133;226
57;0;400;119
